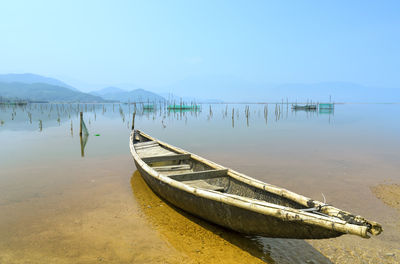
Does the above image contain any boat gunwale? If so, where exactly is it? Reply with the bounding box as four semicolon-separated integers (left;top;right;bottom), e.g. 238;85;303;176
130;130;372;238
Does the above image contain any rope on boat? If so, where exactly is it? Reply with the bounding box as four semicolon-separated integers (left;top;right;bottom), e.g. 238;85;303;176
300;193;330;213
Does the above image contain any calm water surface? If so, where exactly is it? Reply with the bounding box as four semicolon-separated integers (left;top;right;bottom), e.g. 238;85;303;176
0;103;399;263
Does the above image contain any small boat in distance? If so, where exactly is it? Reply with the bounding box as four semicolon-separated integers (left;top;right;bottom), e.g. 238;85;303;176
129;130;382;239
292;104;317;110
143;104;155;110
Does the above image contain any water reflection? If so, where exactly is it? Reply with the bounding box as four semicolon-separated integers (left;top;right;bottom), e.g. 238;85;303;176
168;108;201;114
0;102;337;133
130;171;333;264
319;108;334;115
2;102;400;263
292;108;317;113
80;133;88;157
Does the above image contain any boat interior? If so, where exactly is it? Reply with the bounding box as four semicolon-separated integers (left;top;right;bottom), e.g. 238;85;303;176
133;133;307;210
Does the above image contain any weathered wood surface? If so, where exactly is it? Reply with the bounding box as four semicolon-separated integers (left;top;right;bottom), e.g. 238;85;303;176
134;162;344;239
158;169;194;176
136;146;175;158
183;179;225;191
152;164;191;172
129;130;383;239
79;112;83;136
168;169;228;181
131;111;136;130
134;141;158;148
134;143;159;151
141;154;191;163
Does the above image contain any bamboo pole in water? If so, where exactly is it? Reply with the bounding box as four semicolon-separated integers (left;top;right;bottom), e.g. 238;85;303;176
232;108;235;128
80;134;84;157
79;112;83;136
131;111;136;130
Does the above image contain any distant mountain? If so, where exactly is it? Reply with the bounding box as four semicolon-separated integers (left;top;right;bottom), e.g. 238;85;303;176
90;86;127;96
0;73;78;91
90;87;165;103
159;93;223;103
272;82;400;103
0;82;104;102
164;76;400;103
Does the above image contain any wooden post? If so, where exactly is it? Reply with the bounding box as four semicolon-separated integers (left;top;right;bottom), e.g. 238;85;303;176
80;134;84;157
131;111;136;130
232;108;234;128
79;112;83;136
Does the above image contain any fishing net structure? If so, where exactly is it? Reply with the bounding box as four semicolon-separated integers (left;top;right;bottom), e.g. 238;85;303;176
80;117;89;157
81;118;89;136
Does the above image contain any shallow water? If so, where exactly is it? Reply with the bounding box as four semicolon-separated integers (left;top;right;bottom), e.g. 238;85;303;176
0;103;399;263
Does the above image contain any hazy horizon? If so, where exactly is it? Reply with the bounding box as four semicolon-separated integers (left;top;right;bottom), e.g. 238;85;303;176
1;0;399;97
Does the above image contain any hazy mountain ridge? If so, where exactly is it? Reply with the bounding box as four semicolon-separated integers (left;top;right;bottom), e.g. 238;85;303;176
273;82;400;103
0;82;105;102
90;87;165;103
0;73;167;103
0;73;78;91
163;76;400;103
158;93;223;104
1;73;398;103
91;86;126;94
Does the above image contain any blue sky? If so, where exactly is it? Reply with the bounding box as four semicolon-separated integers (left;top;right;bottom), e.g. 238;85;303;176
0;0;399;93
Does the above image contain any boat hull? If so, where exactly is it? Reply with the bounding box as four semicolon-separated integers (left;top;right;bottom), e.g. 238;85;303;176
134;160;343;239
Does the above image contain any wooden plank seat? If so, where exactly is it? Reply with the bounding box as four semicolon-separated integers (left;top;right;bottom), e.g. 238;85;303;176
134;141;159;149
142;154;191;164
182;179;225;192
152;164;191;172
168;169;228;181
137;146;176;158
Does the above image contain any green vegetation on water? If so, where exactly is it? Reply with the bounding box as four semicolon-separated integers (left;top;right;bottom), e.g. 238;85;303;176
143;105;155;109
0;101;28;106
319;103;334;109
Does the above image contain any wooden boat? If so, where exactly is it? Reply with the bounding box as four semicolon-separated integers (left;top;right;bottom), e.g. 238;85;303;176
292;104;317;110
129;130;382;239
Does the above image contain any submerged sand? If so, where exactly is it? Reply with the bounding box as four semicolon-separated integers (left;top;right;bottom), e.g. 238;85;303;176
371;184;400;211
2;158;398;263
0;158;328;264
0;158;187;264
1;102;400;264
